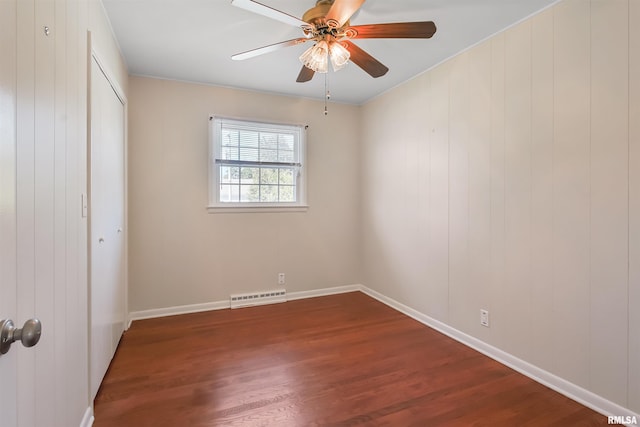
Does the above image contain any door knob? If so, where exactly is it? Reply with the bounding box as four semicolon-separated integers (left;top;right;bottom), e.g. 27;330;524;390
0;318;42;354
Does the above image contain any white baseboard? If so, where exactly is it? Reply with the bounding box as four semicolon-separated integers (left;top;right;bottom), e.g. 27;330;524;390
128;300;229;323
359;286;640;426
287;284;362;301
79;407;94;427
127;284;363;324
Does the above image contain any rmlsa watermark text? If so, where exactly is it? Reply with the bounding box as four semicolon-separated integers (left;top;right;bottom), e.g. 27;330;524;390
608;415;638;425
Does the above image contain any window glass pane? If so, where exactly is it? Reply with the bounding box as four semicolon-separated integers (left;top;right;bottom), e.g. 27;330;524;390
220;166;239;184
239;147;259;162
260;185;279;202
278;149;295;163
239;130;259;148
221;146;239;161
278;134;294;151
260;149;278;162
279;169;294;185
222;130;238;147
240;184;260;202
260;132;278;150
279;185;295;202
220;184;239;203
240;167;259;184
260;168;279;185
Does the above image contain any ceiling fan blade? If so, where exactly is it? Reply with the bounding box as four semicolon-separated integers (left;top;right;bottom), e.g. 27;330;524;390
348;21;437;39
343;41;388;78
296;66;315;83
325;0;366;28
232;38;309;61
231;0;310;29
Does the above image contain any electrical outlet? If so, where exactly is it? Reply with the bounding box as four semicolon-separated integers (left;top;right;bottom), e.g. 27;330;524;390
480;309;490;327
278;273;285;285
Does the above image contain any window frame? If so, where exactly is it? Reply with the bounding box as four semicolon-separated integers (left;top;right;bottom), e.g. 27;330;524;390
208;115;308;213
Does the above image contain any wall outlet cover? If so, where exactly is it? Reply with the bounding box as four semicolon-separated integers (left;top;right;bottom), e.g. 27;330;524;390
480;309;490;327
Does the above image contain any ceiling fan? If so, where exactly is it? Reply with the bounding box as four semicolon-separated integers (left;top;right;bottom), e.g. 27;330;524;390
231;0;437;83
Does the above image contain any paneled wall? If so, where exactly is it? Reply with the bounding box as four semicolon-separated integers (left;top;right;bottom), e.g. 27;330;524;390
127;77;361;312
361;0;639;413
0;0;127;425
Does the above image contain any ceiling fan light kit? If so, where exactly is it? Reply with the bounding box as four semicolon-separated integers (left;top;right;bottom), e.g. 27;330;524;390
300;39;350;73
230;0;437;82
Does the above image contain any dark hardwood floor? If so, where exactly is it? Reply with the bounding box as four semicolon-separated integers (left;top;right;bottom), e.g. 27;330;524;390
94;292;607;426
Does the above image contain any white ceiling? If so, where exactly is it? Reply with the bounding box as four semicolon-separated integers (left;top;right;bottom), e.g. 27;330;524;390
102;0;558;104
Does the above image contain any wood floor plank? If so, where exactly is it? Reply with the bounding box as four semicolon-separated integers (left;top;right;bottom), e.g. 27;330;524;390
94;292;607;426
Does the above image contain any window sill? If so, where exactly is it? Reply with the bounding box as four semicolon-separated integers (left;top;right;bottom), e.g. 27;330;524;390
207;205;309;214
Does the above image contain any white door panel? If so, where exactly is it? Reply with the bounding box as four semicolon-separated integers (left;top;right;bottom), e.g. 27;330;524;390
2;0;91;425
0;0;19;424
90;57;126;400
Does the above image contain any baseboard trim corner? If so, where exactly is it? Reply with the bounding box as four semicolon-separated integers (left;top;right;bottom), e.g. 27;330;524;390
359;286;639;425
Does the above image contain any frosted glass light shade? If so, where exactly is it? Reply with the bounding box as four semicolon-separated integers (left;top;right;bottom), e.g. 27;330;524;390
300;40;329;73
299;40;350;74
329;41;350;71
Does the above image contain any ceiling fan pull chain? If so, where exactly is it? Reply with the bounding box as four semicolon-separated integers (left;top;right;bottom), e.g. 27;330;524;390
324;72;329;115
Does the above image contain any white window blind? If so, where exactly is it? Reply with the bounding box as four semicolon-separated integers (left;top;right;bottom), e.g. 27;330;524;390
209;116;307;210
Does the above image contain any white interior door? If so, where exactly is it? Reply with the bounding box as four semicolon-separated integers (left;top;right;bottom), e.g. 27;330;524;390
0;0;19;424
90;56;126;400
2;0;91;425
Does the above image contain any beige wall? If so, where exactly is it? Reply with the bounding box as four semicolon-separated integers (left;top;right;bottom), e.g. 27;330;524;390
361;0;639;413
128;76;361;312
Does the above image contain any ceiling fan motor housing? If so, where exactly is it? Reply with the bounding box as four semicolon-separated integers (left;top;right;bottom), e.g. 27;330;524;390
303;0;344;29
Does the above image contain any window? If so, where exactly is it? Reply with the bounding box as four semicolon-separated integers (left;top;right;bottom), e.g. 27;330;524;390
209;116;307;211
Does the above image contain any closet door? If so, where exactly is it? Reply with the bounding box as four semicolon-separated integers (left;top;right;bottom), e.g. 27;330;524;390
90;56;126;400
